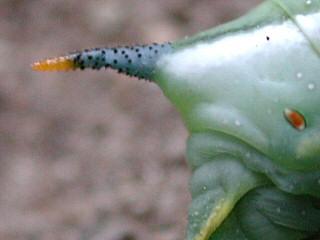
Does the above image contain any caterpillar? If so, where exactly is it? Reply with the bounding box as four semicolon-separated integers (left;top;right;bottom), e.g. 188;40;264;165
32;0;320;239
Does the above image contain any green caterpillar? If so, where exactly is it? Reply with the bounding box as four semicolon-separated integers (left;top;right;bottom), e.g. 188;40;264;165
33;0;320;239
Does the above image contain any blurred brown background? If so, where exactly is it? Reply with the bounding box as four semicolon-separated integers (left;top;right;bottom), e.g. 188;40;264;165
0;1;262;240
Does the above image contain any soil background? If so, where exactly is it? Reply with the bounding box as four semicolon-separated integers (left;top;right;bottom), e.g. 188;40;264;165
0;1;262;240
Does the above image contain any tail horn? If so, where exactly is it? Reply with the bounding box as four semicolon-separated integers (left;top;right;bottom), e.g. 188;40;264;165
32;43;173;81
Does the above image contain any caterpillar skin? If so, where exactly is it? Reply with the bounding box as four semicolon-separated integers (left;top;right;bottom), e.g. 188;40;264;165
33;0;320;239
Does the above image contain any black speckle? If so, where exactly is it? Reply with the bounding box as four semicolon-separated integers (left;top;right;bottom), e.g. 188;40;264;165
149;46;153;50
93;62;98;68
118;68;123;73
102;57;105;62
128;59;132;64
88;55;93;60
113;49;118;54
113;59;118;64
137;53;142;58
121;50;126;54
80;60;84;66
101;50;106;54
125;54;129;59
154;50;158;54
105;63;110;68
266;36;270;41
80;66;85;70
135;48;140;52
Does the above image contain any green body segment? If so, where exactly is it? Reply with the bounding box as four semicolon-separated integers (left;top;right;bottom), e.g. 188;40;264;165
156;0;320;172
151;0;320;239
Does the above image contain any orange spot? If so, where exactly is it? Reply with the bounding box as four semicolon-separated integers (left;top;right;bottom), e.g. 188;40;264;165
284;108;306;130
31;55;77;71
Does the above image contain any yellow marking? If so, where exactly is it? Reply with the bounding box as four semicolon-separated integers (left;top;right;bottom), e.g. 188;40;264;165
31;55;77;71
195;199;231;240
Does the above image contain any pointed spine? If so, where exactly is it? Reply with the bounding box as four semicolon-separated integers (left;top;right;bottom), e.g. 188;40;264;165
32;43;173;81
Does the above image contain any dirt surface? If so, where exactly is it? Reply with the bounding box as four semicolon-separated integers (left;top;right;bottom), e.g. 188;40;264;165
0;1;263;240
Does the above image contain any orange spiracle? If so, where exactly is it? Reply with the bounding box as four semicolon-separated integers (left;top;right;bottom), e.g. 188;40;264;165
31;55;77;71
284;108;306;131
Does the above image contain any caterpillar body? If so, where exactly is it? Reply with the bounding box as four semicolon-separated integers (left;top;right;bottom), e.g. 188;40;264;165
32;0;320;239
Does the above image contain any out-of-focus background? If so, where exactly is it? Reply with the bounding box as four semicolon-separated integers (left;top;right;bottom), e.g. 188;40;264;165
0;1;262;239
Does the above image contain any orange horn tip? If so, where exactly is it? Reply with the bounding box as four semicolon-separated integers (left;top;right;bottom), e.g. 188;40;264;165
31;55;77;71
